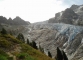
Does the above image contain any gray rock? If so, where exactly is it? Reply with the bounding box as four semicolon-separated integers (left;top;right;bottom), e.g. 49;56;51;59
23;22;83;60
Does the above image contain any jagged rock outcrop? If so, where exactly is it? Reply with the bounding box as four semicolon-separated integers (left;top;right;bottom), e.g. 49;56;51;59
0;16;7;23
60;8;78;24
13;16;30;25
0;16;30;25
70;4;80;11
48;5;83;26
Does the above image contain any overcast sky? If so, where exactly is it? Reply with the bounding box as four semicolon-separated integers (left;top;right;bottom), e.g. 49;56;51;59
0;0;83;23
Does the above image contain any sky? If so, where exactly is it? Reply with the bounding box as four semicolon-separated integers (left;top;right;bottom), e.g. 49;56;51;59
0;0;83;23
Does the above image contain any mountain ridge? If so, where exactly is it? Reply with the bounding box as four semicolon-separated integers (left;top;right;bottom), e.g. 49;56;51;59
48;4;83;26
0;16;30;25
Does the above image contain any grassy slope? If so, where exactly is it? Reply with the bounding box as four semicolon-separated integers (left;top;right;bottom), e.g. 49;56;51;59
0;34;54;60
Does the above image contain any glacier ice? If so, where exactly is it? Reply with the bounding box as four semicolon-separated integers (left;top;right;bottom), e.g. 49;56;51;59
29;23;83;43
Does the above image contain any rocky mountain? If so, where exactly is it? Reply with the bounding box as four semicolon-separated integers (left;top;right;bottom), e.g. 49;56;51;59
23;4;83;60
0;16;30;25
0;16;30;36
13;16;30;25
48;4;83;26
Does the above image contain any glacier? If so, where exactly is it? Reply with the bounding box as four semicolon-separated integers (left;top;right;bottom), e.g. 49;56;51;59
30;23;83;44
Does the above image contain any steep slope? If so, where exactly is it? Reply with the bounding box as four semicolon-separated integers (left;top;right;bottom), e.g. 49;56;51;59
23;4;83;60
0;33;54;60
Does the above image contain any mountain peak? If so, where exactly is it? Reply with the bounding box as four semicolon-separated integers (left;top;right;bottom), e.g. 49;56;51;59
8;17;12;21
70;4;79;11
48;4;82;25
61;8;77;19
0;16;30;25
13;16;24;21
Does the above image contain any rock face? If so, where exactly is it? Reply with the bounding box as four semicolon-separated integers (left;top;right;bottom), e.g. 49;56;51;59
48;4;83;26
60;8;78;24
24;4;83;60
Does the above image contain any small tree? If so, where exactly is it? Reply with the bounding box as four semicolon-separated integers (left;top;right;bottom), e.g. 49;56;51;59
32;41;38;49
29;42;33;47
55;47;68;60
27;38;29;44
48;51;52;58
39;44;44;53
16;33;25;42
1;28;7;34
62;50;68;60
56;47;63;60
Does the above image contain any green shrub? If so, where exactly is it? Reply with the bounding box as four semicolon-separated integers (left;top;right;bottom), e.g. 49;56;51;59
0;39;11;48
8;34;22;44
1;28;7;34
16;33;25;42
7;57;13;60
0;54;8;60
17;53;25;59
0;49;8;57
16;53;36;60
